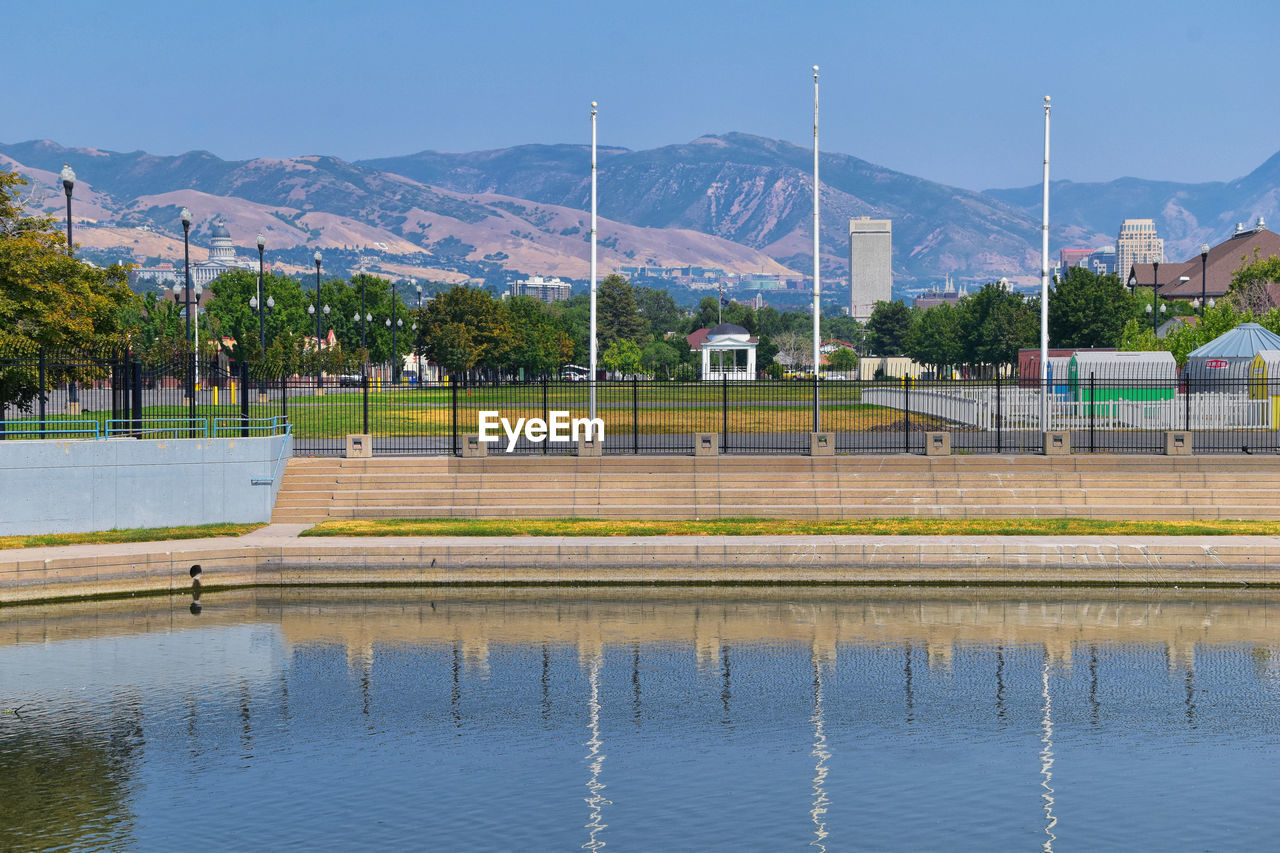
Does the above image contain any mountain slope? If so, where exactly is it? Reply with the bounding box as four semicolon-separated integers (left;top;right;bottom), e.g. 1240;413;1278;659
364;132;1049;286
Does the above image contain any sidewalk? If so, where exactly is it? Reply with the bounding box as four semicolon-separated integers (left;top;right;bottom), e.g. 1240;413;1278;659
3;523;1280;605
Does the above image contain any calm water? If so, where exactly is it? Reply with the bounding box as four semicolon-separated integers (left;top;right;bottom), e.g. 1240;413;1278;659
2;587;1279;852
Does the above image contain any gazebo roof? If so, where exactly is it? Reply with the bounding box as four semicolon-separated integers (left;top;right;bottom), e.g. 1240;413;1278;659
1187;322;1280;360
707;322;749;338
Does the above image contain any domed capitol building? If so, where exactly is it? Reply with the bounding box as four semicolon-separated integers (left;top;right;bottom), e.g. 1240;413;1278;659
190;219;256;288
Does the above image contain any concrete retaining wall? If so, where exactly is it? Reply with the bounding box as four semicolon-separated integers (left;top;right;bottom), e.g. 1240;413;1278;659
5;533;1280;605
0;435;291;535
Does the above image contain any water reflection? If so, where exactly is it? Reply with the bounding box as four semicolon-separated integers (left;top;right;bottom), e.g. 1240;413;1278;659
1039;655;1057;853
582;652;609;851
1;586;1279;852
809;654;831;852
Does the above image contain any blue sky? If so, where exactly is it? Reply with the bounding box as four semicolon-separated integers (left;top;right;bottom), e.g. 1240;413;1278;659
6;0;1277;190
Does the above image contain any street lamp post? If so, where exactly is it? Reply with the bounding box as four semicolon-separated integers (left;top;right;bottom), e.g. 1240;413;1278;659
180;208;193;346
1152;259;1160;335
249;290;274;401
414;281;424;384
1200;243;1210;317
1146;300;1166;335
60;164;75;256
386;316;403;383
256;234;266;357
60;164;80;411
313;251;324;390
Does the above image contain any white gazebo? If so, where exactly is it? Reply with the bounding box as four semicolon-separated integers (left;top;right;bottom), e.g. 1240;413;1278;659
697;323;757;380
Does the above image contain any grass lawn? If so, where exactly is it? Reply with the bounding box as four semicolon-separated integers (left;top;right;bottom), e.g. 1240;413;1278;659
300;517;1280;538
0;523;265;550
17;397;929;439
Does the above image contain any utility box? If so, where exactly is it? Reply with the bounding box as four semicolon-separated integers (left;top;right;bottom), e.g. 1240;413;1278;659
1044;431;1071;455
810;432;835;456
1166;430;1193;456
925;431;951;456
460;433;487;458
345;434;373;458
577;435;603;457
695;433;719;456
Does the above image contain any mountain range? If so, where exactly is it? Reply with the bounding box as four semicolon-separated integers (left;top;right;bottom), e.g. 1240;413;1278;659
3;135;1279;297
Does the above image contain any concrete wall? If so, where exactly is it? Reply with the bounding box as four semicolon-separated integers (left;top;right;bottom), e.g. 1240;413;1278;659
0;435;291;535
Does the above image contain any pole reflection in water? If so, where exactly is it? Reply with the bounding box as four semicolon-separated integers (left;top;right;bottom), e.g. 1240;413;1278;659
1040;653;1057;853
904;641;915;725
995;645;1006;722
810;652;831;853
583;653;610;851
632;645;641;727
720;645;732;725
5;588;1280;851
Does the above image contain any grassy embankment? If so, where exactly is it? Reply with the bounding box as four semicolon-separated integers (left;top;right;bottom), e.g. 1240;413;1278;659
301;517;1280;538
0;523;265;551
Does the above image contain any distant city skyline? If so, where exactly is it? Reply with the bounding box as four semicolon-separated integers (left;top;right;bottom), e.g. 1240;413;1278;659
3;0;1276;192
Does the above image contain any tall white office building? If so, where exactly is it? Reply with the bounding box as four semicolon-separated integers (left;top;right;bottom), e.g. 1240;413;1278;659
849;217;892;320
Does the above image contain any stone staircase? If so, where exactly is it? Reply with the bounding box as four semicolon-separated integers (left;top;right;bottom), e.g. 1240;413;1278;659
269;455;1280;523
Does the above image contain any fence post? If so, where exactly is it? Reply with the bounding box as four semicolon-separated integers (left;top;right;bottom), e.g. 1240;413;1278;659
188;352;197;436
1089;372;1096;453
995;373;1002;453
633;377;639;454
903;375;911;453
130;358;143;438
722;374;729;454
239;360;250;437
542;376;549;456
362;371;370;436
1184;376;1191;432
812;373;819;434
281;373;288;423
451;374;458;457
37;348;46;434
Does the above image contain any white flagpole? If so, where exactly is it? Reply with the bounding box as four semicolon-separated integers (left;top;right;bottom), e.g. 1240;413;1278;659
590;101;598;420
1040;95;1051;436
813;65;821;432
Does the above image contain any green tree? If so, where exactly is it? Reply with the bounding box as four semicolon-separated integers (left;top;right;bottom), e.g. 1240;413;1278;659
864;301;912;356
503;296;574;377
601;338;643;375
635;286;680;339
821;314;864;350
1048;267;1136;348
415;285;509;378
958;283;1037;370
826;347;858;373
906;302;964;374
640;339;681;378
597;274;646;346
1229;252;1280;315
0;171;133;408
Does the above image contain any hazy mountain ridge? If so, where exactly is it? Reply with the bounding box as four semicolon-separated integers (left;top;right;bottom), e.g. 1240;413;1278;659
5;135;1280;294
985;149;1280;262
362;132;1048;286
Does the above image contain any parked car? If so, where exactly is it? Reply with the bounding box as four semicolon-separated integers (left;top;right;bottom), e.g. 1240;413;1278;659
339;374;362;387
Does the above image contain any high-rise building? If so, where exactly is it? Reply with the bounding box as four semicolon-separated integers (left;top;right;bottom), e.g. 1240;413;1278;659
1116;219;1163;283
509;275;572;303
849;217;892;320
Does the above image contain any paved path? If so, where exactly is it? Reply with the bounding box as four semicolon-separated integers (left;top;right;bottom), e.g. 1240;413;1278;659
3;524;1280;605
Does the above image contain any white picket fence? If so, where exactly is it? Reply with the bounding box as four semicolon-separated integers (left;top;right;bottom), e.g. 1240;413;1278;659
862;385;1273;431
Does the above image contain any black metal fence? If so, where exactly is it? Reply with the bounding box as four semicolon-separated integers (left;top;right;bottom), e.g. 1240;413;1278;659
3;351;1279;456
